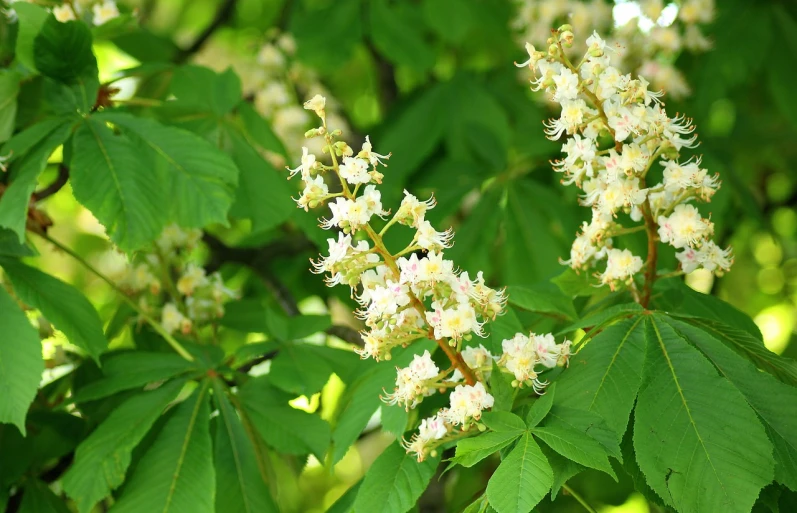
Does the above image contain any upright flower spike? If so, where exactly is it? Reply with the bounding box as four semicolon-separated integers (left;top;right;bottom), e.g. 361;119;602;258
288;97;572;459
524;27;731;305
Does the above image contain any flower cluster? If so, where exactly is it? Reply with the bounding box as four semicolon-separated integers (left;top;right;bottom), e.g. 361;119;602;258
512;0;714;98
519;27;731;295
289;95;571;461
104;225;236;336
52;0;120;26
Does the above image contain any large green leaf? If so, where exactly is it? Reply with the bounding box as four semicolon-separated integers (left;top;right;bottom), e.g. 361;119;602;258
270;342;333;396
18;479;69;513
682;317;797;387
238;376;330;460
352;441;439;513
227;126;293;232
98;112;238;230
506;283;578;322
0;117;75;242
62;380;184;513
665;317;797;491
73;352;196;403
486;432;552;513
237;102;287;157
634;316;774;513
110;382;214;513
0;70;20;143
212;380;278;513
0;287;43;435
368;0;435;72
554;316;646;441
33;17;97;82
70;118;164;251
170;66;241;118
12;3;49;72
450;430;523;468
0;258;107;363
531;424;616;479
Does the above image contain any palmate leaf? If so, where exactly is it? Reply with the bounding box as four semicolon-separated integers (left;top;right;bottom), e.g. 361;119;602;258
73;352;196;403
0;257;107;363
0;117;76;242
211;380;278;513
450;430;523;468
486;432;553;513
98;112;239;230
634;315;775;513
70;118;165;251
352;441;439;513
531;424;617;480
110;381;214;513
238;375;330;461
665;317;797;491
554;316;646;441
62;380;184;513
0;287;44;435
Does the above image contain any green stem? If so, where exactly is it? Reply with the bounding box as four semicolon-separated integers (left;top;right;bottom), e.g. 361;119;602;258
35;232;194;361
562;483;598;513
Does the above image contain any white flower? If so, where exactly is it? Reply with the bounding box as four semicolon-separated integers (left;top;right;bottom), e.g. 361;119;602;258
295;175;328;211
161;303;190;335
303;94;326;118
53;4;76;22
416;220;454;251
657;204;713;249
359;136;391;167
176;263;208;296
382;350;439;409
444;382;494;426
600;248;643;287
338;156;371;185
402;413;449;461
287;147;317;179
396;191;435;227
92;0;119;26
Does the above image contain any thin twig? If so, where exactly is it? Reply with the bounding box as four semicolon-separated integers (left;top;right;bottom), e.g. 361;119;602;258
562;483;598;513
32;164;69;202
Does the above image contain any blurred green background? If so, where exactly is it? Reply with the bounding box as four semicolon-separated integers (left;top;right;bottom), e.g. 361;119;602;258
7;0;797;511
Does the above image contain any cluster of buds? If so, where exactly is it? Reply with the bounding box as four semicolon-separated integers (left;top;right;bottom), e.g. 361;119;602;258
105;225;236;336
52;0;120;26
289;95;571;461
518;27;731;294
512;0;714;99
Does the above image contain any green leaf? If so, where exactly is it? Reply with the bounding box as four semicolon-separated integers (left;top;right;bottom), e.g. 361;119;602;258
170;66;241;118
18;479;69;513
552;267;602;297
450;431;523;468
0;116;69;163
0;287;43;435
212;380;278;513
98;112;238;230
554;316;646;441
543;406;622;462
488;306;524;355
12;3;49;72
369;0;435;72
526;382;555;427
226;127;294;232
237;102;287;157
0;71;20;142
353;441;439;513
62;380;184;513
0;228;35;257
73;352;195;403
0;117;75;242
239;376;330;460
665;317;797;491
326;479;362;513
486;432;552;513
380;403;408;437
70;118;165;251
532;424;616;479
33;17;97;83
0;258;107;363
422;0;473;43
539;444;584;500
270;343;333;396
682;317;797;387
110;382;214;513
559;303;643;334
506;283;578;321
503;181;571;285
43;76;99;115
634;316;775;513
481;411;526;433
489;361;514;412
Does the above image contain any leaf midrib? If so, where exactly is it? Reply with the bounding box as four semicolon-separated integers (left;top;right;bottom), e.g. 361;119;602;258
649;316;730;505
588;316;644;412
